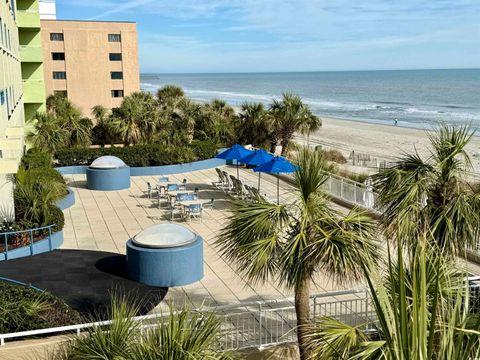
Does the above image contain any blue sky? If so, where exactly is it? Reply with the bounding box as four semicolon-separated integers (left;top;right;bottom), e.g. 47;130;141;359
57;0;480;74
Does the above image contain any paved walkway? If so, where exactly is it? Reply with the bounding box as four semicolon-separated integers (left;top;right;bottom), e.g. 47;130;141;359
61;166;351;310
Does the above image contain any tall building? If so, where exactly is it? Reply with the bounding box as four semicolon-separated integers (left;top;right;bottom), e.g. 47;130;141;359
38;0;55;20
16;0;46;121
40;20;140;116
0;0;26;213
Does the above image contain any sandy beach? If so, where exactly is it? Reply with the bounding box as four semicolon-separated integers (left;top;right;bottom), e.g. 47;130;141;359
295;117;480;173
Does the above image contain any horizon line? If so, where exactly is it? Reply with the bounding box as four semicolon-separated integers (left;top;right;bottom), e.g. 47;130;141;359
139;67;480;75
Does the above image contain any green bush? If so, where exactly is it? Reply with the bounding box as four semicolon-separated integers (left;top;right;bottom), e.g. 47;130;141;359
321;149;347;164
27;167;68;200
0;282;82;334
55;143;213;167
21;148;53;169
190;140;218;160
48;205;65;233
11;149;69;232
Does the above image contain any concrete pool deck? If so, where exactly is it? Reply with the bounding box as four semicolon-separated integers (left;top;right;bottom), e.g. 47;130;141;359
61;165;352;309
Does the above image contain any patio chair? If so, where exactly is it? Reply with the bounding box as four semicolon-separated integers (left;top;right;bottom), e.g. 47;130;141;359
159;176;169;183
202;198;214;210
186;203;203;221
180;178;188;191
170;204;184;221
156;186;169;208
146;182;158;199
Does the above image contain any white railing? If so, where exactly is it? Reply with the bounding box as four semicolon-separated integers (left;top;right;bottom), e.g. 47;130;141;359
322;173;380;213
0;288;372;349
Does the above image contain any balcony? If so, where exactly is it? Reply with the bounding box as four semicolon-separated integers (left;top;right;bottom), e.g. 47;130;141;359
22;80;45;104
19;45;43;62
16;10;40;29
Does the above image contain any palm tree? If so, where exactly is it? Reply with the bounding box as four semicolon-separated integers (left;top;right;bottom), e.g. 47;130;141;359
269;93;316;156
215;148;380;360
91;105;116;146
174;98;202;144
156;84;185;109
111;92;159;145
47;297;231;360
46;93;92;147
237;102;271;148
26;112;69;155
305;231;480;359
300;113;322;147
372;125;480;257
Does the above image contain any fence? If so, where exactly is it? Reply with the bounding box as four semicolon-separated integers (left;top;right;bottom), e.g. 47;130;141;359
0;225;55;260
322;172;380;213
0;288;372;349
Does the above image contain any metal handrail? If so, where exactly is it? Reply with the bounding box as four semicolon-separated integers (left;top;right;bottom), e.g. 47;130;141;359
0;288;369;347
1;224;55;260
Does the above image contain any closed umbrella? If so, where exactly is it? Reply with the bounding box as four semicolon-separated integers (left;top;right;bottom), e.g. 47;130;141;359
254;156;297;204
216;144;254;179
238;149;274;191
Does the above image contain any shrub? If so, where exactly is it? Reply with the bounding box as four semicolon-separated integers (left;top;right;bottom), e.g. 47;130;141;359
321;149;347;164
0;282;82;334
21;148;52;169
336;169;370;184
190;139;218;160
55;143;211;168
27;167;68;200
48;205;65;233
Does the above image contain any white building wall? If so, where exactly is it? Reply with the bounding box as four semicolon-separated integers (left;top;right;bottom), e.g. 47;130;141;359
39;0;56;20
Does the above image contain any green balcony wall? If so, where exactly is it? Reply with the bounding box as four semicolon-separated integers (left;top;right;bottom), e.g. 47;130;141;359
16;11;40;29
23;80;46;104
17;0;46;121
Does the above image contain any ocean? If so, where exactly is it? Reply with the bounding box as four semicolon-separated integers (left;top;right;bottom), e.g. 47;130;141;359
141;69;480;130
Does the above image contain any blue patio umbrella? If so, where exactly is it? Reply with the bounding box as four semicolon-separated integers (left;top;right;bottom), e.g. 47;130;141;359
254;156;298;204
239;149;274;191
216;144;254;178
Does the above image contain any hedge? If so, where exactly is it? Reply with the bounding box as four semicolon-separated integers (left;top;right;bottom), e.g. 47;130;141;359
55;141;218;167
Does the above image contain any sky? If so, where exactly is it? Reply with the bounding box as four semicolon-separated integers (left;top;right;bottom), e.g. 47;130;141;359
56;0;480;74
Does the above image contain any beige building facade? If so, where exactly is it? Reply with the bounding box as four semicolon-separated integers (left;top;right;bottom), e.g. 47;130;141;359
40;20;139;116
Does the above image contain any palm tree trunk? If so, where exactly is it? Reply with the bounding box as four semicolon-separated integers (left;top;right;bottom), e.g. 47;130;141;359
295;277;311;360
281;138;290;156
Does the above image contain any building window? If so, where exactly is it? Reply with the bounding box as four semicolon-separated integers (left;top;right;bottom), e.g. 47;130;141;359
111;90;124;98
111;72;123;80
54;90;68;98
108;34;121;42
50;33;64;41
0;90;4;105
109;53;122;61
53;71;67;80
52;52;65;61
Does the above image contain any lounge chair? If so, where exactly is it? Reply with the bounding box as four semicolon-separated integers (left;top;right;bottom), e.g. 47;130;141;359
213;168;223;188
